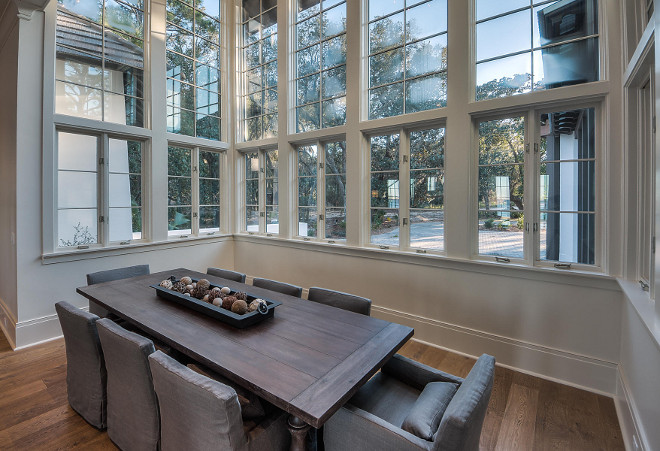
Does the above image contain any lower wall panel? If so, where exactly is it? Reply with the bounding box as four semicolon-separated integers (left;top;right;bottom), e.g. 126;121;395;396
235;237;622;393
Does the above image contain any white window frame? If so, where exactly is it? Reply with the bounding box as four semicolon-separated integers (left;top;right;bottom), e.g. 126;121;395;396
294;139;347;242
167;144;225;239
240;147;279;235
54;127;149;250
472;102;603;271
365;124;447;254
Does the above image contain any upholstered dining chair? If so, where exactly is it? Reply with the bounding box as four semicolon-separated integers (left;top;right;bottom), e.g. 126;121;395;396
252;278;303;298
55;301;107;429
148;350;291;451
96;318;160;451
324;354;495;451
307;287;372;316
86;264;150;318
207;267;247;283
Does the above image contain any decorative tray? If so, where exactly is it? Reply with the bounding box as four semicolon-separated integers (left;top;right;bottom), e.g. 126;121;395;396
151;277;281;329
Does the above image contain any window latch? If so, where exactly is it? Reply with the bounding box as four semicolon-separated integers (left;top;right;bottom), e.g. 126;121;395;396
328;240;336;244
525;222;529;232
379;245;389;250
303;237;311;241
319;214;324;221
193;212;198;218
77;245;89;249
402;155;409;163
534;143;539;153
525;143;530;153
554;263;572;270
402;218;409;226
416;249;427;254
119;240;131;245
533;222;539;232
495;256;510;263
99;215;105;223
639;280;650;291
259;212;265;217
98;157;104;165
319;162;324;169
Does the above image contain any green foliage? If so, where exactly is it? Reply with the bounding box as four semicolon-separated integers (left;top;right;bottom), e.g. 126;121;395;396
484;218;494;229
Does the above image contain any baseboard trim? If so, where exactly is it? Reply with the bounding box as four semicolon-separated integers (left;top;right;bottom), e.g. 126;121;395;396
0;299;17;349
616;366;649;451
15;312;63;350
374;305;618;394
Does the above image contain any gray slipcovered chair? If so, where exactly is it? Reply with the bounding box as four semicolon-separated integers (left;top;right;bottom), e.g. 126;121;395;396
86;264;150;318
324;354;495;451
149;350;291;451
252;277;303;298
307;287;372;316
55;301;107;429
207;267;247;283
96;318;159;451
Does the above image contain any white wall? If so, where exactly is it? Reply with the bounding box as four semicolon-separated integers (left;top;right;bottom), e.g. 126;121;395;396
0;2;19;347
234;237;622;394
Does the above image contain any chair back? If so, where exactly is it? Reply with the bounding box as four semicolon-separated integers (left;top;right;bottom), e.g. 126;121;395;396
207;267;247;283
434;354;495;451
96;318;159;451
86;264;150;317
149;351;247;451
55;301;107;429
308;287;372;316
253;278;303;297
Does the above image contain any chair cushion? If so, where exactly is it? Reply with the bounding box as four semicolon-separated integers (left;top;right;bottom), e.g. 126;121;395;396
189;364;265;419
401;381;458;440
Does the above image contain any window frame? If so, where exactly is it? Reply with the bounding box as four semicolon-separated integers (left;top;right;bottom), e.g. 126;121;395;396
240;147;279;235
365;123;447;254
54;126;149;250
294;139;348;242
471;102;603;271
167;143;225;239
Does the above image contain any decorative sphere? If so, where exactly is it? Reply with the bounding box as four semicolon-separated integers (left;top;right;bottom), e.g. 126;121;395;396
222;296;237;310
159;279;173;290
248;299;266;312
234;291;248;301
212;297;222;307
210;287;222;296
231;300;248;315
220;286;231;295
185;284;194;293
197;279;211;291
180;276;193;285
172;281;187;293
202;295;210;303
183;293;191;296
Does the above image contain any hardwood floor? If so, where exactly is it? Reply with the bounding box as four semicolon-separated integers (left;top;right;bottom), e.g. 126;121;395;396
0;334;624;450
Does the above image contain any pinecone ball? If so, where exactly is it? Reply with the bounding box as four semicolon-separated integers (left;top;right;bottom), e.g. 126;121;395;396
172;281;187;293
231;300;248;315
194;288;209;299
234;292;248;301
221;296;237;310
210;287;222;297
197;279;211;291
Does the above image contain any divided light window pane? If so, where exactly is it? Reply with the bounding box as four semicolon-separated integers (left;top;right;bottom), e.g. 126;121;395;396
325;141;346;240
108;138;142;241
57;131;99;247
539;107;596;265
55;0;145;126
477;117;525;259
199;151;221;232
166;0;221;140
295;0;347;132
475;0;599;101
245;152;260;232
265;149;279;232
370;134;400;246
241;0;278;141
410;128;445;251
168;146;193;235
368;0;447;120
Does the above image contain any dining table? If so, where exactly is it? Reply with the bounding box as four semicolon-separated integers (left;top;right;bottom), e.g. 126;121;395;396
76;268;414;451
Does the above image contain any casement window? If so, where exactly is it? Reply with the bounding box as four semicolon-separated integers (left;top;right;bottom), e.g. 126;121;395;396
369;127;445;251
476;107;598;268
244;149;279;233
295;0;347;132
168;146;222;236
475;0;599;101
57;131;144;248
166;0;222;140
55;0;145;127
296;140;347;241
367;0;448;120
240;0;278;141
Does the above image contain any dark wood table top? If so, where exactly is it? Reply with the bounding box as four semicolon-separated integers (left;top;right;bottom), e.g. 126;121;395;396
76;268;413;428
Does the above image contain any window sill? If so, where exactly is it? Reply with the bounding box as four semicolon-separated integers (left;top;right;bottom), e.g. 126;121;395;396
42;233;233;264
618;279;660;352
233;234;619;292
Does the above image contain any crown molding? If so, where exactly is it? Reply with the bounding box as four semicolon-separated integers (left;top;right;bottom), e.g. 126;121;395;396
12;0;49;20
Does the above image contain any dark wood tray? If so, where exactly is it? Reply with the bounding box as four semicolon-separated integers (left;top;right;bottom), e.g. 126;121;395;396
151;280;281;329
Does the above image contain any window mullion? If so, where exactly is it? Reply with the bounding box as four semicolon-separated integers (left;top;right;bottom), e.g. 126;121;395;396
527;110;538;266
101;133;110;246
400;129;411;250
318;140;325;240
192;147;200;236
259;150;266;233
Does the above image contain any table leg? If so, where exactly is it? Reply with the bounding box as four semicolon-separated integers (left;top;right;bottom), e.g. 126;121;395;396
288;415;311;451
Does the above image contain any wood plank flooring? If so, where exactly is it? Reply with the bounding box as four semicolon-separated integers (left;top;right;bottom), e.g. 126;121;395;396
0;334;624;450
